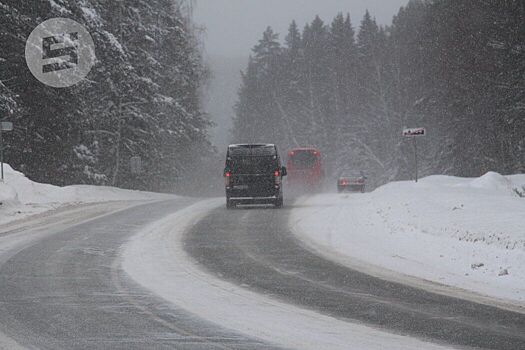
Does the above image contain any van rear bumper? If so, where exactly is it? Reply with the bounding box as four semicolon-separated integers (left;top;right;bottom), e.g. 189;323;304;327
228;196;278;204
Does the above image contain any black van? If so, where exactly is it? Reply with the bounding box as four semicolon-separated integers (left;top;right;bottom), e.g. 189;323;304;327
224;144;287;209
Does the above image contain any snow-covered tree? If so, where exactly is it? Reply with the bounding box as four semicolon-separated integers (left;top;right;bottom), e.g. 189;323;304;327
233;3;525;187
0;0;211;191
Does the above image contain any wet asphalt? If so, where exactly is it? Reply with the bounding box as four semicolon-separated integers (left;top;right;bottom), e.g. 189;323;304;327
184;202;525;350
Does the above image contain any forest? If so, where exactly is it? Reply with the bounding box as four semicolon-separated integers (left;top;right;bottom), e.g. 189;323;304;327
0;0;211;191
1;0;524;192
233;0;525;185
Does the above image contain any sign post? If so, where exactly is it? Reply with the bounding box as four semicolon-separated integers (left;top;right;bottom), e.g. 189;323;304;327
403;127;426;183
130;156;143;176
0;122;14;182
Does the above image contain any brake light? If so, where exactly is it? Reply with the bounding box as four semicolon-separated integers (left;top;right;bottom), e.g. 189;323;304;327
274;170;280;177
274;170;281;185
224;171;231;187
225;171;231;177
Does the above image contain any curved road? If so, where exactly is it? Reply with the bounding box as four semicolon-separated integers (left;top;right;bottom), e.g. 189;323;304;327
0;199;524;349
184;203;525;350
0;200;282;350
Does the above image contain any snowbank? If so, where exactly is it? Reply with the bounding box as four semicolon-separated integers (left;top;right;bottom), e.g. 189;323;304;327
291;172;525;307
0;164;173;225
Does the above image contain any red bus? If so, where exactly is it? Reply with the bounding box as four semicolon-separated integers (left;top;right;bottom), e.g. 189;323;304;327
286;148;323;190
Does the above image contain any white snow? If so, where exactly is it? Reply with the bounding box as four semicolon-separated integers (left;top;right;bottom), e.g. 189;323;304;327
290;172;525;309
103;31;125;55
122;199;452;350
0;163;173;225
48;0;72;15
80;5;101;26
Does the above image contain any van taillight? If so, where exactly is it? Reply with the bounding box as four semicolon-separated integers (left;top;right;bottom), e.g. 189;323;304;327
274;170;281;184
225;171;231;186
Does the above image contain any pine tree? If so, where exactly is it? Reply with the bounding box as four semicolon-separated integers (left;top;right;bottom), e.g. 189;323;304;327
328;13;360;173
234;27;284;146
302;16;333;160
233;57;260;142
279;20;307;148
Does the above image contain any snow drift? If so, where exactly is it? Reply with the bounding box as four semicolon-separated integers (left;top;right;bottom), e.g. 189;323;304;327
0;164;173;225
291;172;525;307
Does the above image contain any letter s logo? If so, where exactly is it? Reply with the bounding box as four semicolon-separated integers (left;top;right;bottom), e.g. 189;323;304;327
26;18;95;88
42;32;79;73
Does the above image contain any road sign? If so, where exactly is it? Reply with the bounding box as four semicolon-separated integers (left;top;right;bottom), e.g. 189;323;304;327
403;127;426;137
130;156;143;175
0;122;13;131
0;121;13;181
402;127;426;183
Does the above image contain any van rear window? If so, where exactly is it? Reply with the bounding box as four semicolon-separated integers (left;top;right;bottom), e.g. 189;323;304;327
229;145;276;157
228;156;278;174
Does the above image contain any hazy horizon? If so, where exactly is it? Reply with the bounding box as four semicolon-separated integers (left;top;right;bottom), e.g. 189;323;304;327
193;0;409;148
194;0;408;58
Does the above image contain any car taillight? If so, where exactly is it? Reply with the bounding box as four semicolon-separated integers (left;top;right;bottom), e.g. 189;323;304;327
274;170;281;184
224;171;231;186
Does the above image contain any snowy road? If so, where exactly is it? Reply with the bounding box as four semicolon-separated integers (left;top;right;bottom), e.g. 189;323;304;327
0;200;281;350
182;202;525;350
0;198;524;349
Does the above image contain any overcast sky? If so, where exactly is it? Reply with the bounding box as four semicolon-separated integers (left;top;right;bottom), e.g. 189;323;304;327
194;0;409;57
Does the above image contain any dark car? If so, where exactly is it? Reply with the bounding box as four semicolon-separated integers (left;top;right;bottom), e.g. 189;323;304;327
224;144;287;209
337;172;367;193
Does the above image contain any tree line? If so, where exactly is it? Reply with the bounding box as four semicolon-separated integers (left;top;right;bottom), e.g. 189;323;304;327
233;0;525;185
0;0;211;191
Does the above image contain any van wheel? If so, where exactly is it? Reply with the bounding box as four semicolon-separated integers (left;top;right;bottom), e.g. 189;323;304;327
226;198;235;209
275;197;283;208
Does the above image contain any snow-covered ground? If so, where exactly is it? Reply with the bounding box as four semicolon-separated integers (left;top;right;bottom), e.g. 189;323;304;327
0;164;173;225
122;199;452;350
291;172;525;307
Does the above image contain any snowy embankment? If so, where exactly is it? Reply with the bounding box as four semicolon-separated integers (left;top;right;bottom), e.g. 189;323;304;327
0;164;173;225
291;172;525;307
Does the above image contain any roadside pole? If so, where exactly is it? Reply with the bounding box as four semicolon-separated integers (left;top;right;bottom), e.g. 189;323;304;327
0;121;14;182
0;126;3;182
130;156;143;176
413;136;418;183
403;127;426;183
